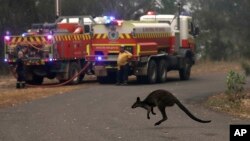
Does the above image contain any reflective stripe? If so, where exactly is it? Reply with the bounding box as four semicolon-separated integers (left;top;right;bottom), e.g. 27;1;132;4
119;34;125;39
137;44;140;56
102;34;107;39
125;34;131;39
86;44;90;55
94;33;132;39
96;34;102;39
92;44;136;46
135;33;170;38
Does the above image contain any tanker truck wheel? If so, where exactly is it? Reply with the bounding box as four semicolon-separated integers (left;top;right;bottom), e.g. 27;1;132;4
146;59;157;84
97;76;108;84
136;76;145;83
179;57;192;80
157;59;167;83
97;72;116;84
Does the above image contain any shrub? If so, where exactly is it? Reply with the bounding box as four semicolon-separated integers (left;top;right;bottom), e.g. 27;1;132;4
226;70;246;102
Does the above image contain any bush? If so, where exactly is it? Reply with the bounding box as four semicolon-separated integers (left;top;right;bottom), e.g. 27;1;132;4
226;70;246;102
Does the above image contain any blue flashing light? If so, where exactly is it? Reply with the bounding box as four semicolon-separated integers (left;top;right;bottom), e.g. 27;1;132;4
105;19;111;24
110;16;115;21
6;31;10;36
22;33;27;37
49;58;53;62
4;59;8;62
97;56;102;61
103;16;116;24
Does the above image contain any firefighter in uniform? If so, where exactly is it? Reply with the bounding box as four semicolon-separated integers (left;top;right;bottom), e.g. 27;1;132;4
116;45;132;85
15;51;25;88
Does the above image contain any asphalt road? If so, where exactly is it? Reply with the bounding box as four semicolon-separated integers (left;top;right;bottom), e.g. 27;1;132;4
0;73;249;141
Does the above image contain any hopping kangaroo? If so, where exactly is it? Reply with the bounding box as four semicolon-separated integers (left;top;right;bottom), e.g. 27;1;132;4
131;89;211;126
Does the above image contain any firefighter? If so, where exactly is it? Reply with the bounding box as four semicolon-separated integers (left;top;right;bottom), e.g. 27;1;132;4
15;51;25;88
116;45;132;85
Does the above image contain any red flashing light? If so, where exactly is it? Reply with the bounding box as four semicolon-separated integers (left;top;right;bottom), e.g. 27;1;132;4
147;11;156;15
116;20;123;26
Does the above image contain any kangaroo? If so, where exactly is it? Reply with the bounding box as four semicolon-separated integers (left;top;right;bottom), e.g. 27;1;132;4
131;89;211;126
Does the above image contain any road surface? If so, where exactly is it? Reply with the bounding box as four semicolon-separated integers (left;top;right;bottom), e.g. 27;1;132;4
0;73;249;141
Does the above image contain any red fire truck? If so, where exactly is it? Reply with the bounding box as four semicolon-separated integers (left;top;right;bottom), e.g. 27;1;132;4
86;14;199;84
4;16;95;84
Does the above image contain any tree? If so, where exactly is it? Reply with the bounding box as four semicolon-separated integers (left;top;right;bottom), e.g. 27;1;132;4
189;0;250;60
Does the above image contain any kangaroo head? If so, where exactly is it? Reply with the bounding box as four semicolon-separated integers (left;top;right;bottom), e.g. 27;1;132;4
131;97;143;109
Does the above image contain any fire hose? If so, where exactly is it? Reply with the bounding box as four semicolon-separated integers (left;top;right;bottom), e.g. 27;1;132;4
10;62;91;88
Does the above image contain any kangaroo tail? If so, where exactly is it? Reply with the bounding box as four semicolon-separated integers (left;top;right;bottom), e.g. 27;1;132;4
175;100;211;123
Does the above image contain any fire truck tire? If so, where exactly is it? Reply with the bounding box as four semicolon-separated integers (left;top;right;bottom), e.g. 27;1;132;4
79;73;85;82
146;59;157;84
26;75;44;85
97;76;108;84
136;76;146;83
69;62;81;84
97;73;116;84
157;59;167;83
107;73;117;83
47;73;56;79
179;57;192;80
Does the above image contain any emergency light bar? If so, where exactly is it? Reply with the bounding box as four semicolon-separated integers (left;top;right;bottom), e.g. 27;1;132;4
103;16;115;24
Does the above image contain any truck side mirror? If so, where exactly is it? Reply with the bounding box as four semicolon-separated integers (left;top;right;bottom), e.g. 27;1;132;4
194;27;200;36
190;22;200;37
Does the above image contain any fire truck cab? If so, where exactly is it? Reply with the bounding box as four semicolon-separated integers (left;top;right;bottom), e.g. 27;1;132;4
140;14;198;52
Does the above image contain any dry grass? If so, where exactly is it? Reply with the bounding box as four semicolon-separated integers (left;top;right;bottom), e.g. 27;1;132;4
196;60;250;119
0;75;97;108
192;60;242;75
206;90;250;119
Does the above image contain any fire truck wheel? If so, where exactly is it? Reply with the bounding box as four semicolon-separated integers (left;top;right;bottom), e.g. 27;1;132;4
97;73;116;84
157;59;167;83
97;76;108;84
47;72;56;79
147;59;157;84
26;75;44;85
179;57;192;80
136;76;146;83
69;63;81;84
79;73;85;82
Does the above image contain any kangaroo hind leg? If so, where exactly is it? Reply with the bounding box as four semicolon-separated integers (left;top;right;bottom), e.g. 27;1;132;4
154;106;168;126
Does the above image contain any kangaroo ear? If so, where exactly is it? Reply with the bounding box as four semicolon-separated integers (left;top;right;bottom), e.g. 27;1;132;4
136;97;140;101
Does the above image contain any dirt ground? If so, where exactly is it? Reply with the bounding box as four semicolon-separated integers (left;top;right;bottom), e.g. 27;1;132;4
0;61;247;110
